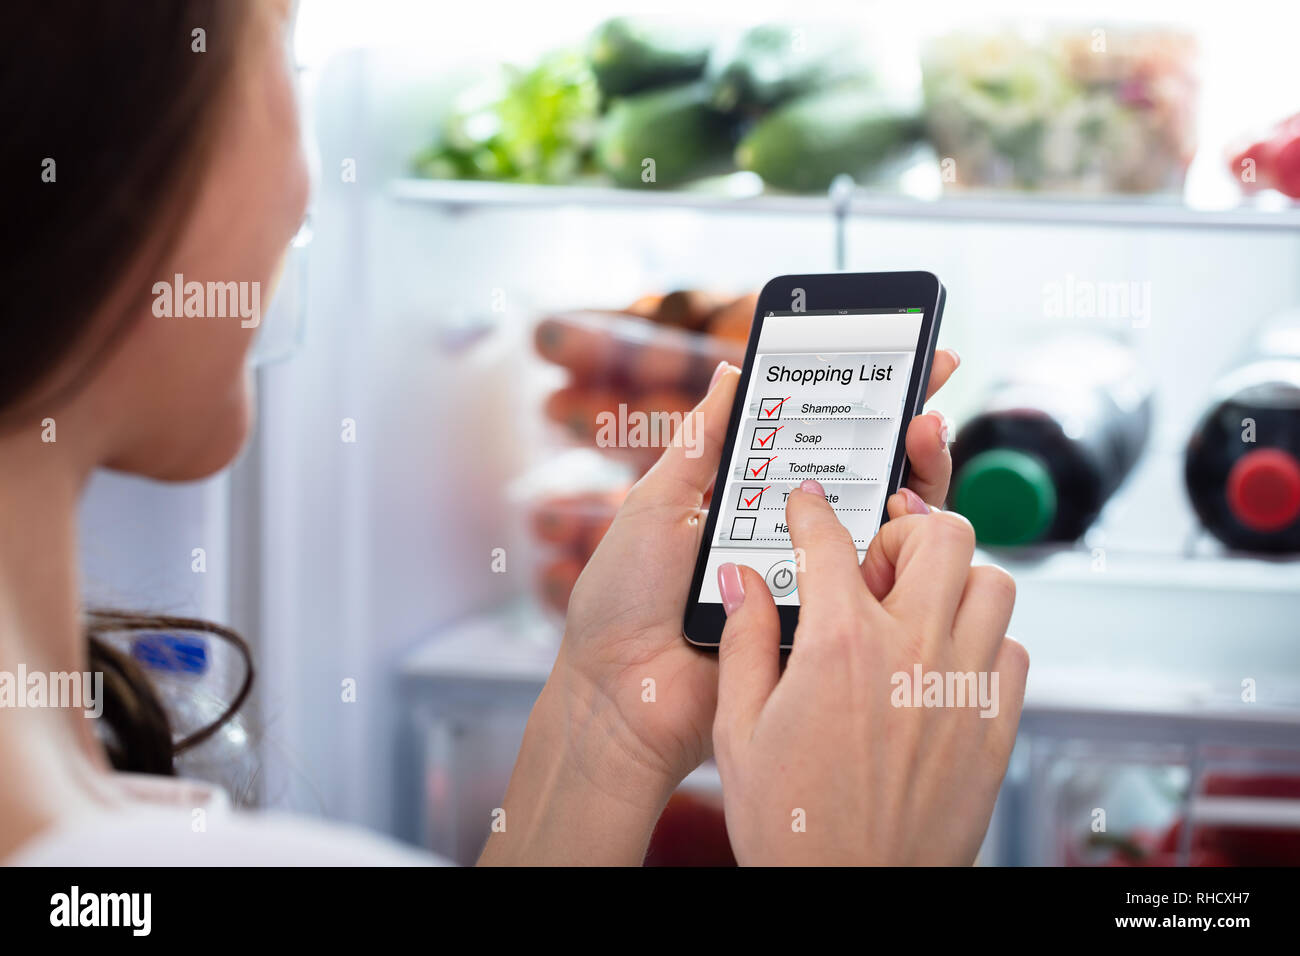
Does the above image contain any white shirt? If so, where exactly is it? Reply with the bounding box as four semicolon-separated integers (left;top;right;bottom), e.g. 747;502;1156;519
7;774;447;866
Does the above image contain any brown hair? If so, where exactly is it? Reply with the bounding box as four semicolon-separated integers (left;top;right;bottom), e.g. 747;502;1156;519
2;0;250;416
3;1;257;772
88;612;255;775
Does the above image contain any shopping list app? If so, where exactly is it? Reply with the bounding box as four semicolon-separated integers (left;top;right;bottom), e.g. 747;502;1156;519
699;309;923;605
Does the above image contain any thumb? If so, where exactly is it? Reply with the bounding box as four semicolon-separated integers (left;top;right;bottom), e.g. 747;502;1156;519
626;363;740;510
714;563;781;759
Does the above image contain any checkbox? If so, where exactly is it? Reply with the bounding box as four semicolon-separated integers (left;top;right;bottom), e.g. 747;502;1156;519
745;457;774;480
759;397;788;420
730;516;756;541
751;426;780;451
737;486;765;510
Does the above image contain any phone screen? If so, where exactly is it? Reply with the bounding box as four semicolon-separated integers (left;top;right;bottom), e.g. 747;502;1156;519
695;307;927;608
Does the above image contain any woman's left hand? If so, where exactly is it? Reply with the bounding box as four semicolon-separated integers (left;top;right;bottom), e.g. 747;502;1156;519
480;349;960;865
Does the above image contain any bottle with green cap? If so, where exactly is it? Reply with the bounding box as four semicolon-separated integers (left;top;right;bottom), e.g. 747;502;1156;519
949;335;1152;547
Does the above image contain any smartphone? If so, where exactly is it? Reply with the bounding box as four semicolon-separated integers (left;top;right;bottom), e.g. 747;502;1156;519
682;271;945;649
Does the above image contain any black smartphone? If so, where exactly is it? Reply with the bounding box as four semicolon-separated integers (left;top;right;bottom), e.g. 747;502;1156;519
682;271;946;649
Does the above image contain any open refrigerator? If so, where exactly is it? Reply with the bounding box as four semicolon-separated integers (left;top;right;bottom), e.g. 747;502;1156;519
383;177;1300;864
373;60;1300;861
78;18;1300;865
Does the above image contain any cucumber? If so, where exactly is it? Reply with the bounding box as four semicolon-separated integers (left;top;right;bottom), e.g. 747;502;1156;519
736;88;923;193
710;23;868;114
588;18;711;99
597;83;737;188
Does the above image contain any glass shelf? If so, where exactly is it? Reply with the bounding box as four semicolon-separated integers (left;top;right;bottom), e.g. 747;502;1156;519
391;177;1300;233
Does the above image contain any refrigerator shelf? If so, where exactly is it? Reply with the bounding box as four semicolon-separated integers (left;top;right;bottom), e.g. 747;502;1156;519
988;543;1300;595
398;607;1300;863
1021;695;1300;746
402;604;1300;720
391;177;1300;234
1189;795;1300;829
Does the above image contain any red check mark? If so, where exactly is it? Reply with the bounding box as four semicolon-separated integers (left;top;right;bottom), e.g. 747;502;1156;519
743;486;770;508
750;457;777;478
764;397;791;418
756;426;783;448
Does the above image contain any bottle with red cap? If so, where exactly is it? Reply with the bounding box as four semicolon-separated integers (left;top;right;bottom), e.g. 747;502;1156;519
1185;309;1300;552
949;335;1153;547
1226;111;1300;201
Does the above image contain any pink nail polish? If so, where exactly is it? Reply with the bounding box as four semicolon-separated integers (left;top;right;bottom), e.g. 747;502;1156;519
928;410;950;446
718;563;745;614
707;360;729;392
799;479;826;498
901;487;931;515
947;348;961;368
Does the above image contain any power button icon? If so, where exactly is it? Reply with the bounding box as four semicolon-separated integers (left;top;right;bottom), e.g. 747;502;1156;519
765;559;798;597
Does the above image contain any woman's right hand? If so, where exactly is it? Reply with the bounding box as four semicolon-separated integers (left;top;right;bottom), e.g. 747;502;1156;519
712;481;1028;866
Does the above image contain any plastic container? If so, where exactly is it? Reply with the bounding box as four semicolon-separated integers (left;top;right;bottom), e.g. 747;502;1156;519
921;24;1197;194
131;632;258;804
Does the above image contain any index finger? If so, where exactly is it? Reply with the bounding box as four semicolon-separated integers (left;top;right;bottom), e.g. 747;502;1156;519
784;481;874;620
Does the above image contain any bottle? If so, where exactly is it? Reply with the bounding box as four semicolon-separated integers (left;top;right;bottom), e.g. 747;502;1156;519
949;335;1153;546
131;632;258;802
1184;310;1300;552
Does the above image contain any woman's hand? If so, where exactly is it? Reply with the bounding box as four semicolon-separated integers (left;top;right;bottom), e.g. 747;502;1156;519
529;310;742;612
481;348;961;865
527;308;955;612
712;484;1028;866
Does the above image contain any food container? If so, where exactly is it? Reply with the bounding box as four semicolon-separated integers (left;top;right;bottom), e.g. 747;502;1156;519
922;24;1198;194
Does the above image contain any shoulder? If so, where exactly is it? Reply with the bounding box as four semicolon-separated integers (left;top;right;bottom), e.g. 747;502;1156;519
8;776;450;867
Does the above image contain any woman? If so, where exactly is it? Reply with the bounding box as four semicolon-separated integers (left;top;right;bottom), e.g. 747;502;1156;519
2;0;1026;865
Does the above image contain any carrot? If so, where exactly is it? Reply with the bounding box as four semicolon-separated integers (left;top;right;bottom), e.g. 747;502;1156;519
531;492;625;547
543;384;625;439
630;338;693;390
653;290;732;332
537;556;585;614
623;293;664;318
707;292;758;345
632;388;697;418
534;312;625;380
536;310;738;391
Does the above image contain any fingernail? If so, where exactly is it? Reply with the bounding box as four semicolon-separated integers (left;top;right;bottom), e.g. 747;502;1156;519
946;348;961;368
718;562;745;614
928;410;950;447
707;360;730;392
901;487;931;515
799;479;826;498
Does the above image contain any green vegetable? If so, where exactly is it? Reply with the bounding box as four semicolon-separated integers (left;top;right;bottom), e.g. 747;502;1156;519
588;18;711;99
735;88;923;192
710;23;868;114
596;83;738;188
920;36;1076;189
413;51;600;184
